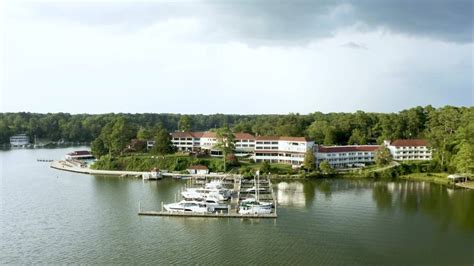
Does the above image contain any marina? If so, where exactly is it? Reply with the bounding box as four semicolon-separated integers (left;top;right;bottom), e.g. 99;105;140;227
139;175;278;219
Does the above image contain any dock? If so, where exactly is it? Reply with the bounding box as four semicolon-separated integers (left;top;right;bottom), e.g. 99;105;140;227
139;175;278;219
138;210;277;218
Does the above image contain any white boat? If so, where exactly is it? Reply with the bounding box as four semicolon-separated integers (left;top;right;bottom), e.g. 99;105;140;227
239;199;272;214
181;180;232;201
244;186;267;193
238;171;273;215
163;200;209;213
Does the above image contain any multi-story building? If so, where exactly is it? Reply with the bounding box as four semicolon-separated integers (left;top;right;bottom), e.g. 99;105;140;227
165;131;432;168
170;131;255;157
10;134;30;147
170;131;204;152
253;136;315;167
385;139;432;161
315;145;379;168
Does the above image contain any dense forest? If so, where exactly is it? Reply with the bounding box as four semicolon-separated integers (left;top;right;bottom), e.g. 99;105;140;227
1;106;472;173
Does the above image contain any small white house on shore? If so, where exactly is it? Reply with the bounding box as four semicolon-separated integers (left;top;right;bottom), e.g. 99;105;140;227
187;165;209;175
447;174;469;183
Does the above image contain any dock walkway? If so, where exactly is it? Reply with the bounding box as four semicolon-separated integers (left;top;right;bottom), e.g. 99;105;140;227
138;210;277;219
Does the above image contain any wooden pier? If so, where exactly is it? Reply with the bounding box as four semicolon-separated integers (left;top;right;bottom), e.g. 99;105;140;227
138;210;277;219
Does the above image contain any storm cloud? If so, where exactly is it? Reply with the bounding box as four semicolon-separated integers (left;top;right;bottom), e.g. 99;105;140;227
27;0;473;45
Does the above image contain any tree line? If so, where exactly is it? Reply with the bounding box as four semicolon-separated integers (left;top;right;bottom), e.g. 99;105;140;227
0;106;472;173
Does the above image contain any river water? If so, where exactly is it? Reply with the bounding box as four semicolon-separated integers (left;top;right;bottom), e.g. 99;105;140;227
1;147;473;264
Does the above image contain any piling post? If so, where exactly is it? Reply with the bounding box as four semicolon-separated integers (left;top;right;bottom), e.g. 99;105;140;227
161;201;164;212
139;201;141;212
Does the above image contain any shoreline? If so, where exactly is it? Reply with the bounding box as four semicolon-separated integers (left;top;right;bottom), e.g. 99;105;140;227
51;160;472;189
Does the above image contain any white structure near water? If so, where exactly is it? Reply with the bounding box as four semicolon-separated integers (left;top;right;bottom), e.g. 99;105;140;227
315;145;379;168
385;139;432;161
253;136;314;167
9;134;29;147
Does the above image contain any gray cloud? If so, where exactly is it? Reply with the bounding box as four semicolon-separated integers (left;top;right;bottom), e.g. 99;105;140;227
14;0;474;44
341;42;368;50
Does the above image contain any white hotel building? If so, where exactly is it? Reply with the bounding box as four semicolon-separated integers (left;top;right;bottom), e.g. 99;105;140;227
253;136;315;167
170;131;256;157
168;131;431;168
385;139;432;161
315;145;379;168
170;132;313;167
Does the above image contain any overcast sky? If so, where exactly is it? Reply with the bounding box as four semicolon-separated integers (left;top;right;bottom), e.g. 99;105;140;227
1;0;473;114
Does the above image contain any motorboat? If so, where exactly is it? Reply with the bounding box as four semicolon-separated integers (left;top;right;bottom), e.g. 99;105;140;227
181;180;233;201
163;200;209;213
238;198;272;214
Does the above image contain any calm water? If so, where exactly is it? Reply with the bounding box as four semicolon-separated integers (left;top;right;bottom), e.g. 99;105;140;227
1;147;473;264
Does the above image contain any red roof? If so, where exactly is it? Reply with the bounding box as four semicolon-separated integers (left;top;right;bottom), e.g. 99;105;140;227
67;150;92;156
256;136;309;142
187;165;208;170
234;132;255;140
171;132;194;138
317;145;380;153
391;139;429;147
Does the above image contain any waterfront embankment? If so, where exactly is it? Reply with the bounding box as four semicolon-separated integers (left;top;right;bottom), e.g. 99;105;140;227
51;160;234;178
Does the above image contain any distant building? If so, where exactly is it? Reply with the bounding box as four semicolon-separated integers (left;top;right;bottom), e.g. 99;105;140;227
315;145;379;168
170;131;256;157
10;134;29;147
65;150;95;160
385;139;432;161
252;136;315;167
187;165;209;175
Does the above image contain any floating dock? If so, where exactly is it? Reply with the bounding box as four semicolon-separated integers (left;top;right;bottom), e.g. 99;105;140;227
139;176;278;219
138;210;277;218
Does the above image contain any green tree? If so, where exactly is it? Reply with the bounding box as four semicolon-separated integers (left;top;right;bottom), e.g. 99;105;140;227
178;115;192;132
151;127;173;155
214;127;236;172
137;127;154;140
426;107;462;170
109;117;137;155
451;142;474;174
323;126;336;145
303;149;316;171
91;137;108;158
375;146;392;166
348;128;367;145
319;160;333;174
260;161;272;174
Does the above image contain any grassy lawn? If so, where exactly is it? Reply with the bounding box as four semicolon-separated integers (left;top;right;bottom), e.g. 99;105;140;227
398;172;450;185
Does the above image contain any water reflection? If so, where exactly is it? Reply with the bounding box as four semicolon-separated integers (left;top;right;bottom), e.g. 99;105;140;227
277;182;306;207
368;180;474;231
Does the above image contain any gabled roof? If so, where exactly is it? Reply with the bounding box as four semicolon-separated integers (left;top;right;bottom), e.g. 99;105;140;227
317;145;380;153
187;165;209;170
67;150;92;156
234;132;255;140
171;132;194;138
390;139;429;147
255;136;309;142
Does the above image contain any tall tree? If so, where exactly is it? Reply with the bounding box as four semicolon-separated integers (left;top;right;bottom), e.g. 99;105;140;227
303;149;316;171
91;137;108;158
348;128;367;145
137;127;154;140
151;127;173;155
178;115;192;132
109;117;137;155
214;127;236;172
426;107;462;170
375;146;392;166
